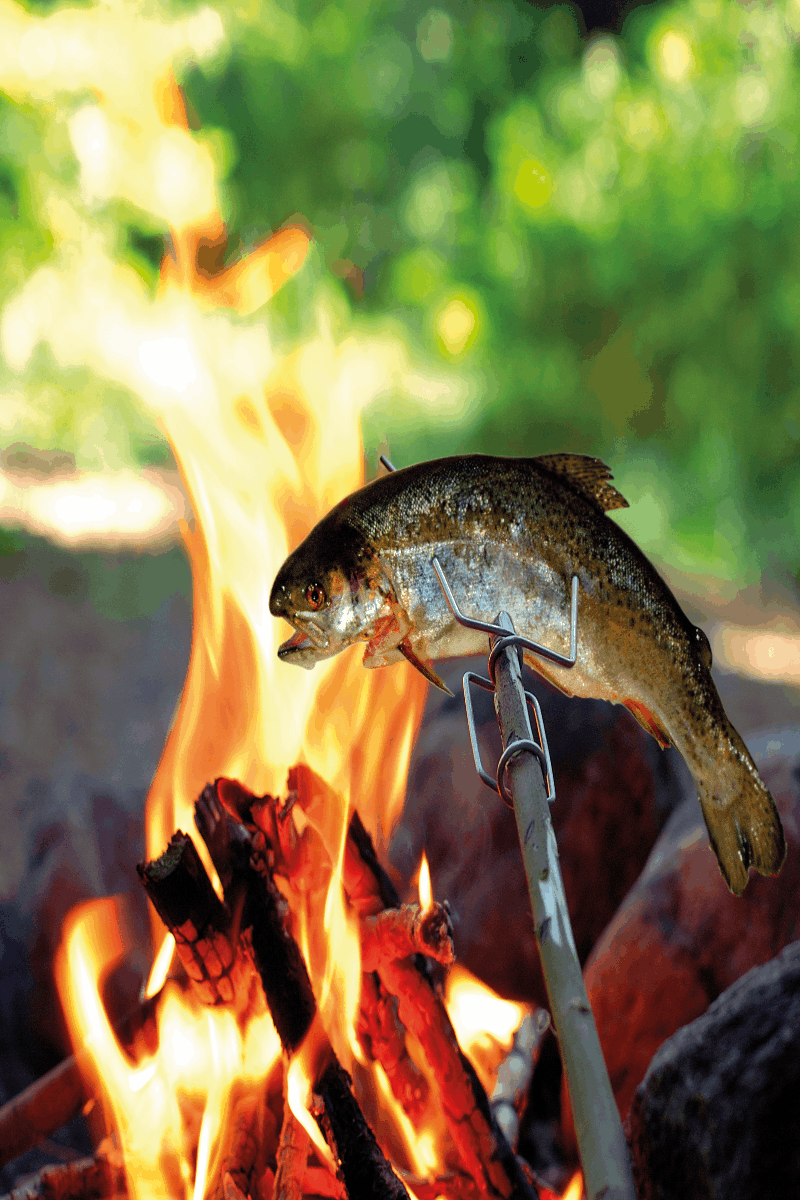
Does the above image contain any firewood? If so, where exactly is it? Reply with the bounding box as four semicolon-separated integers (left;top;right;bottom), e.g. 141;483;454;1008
359;903;454;971
397;1171;480;1200
288;766;537;1200
272;1100;309;1200
137;832;240;1006
210;781;412;1200
216;775;432;1128
314;1057;411;1200
222;1174;249;1200
490;1010;550;1152
355;972;426;1123
0;1057;89;1173
301;1166;346;1198
196;782;254;894
216;1091;265;1200
0;1145;126;1200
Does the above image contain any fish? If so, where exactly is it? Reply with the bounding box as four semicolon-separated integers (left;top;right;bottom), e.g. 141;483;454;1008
269;453;786;896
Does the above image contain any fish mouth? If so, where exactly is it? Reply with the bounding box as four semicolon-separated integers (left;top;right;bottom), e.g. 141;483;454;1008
278;628;313;659
277;618;329;662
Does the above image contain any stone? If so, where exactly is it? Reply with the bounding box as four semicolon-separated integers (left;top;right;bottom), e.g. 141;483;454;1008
626;939;800;1200
561;737;800;1148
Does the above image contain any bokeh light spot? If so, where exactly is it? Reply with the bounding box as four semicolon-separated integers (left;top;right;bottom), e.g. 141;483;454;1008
513;158;552;209
657;30;695;84
437;297;477;356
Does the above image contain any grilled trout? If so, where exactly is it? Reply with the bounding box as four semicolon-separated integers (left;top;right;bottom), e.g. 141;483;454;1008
269;454;785;895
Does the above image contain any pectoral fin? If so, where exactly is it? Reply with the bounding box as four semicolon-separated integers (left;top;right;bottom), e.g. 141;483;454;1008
399;640;454;696
623;699;672;749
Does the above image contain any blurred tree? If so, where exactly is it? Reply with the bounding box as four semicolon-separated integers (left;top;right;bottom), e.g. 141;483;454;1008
1;0;799;591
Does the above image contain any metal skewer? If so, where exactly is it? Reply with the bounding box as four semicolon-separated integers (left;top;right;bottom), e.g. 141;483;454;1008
431;556;636;1200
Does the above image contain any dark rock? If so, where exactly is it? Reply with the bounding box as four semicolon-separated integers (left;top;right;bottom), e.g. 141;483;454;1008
562;737;800;1148
626;939;800;1200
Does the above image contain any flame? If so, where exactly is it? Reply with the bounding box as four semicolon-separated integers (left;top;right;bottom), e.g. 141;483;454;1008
47;34;432;1193
417;852;433;915
57;897;281;1200
144;934;175;1001
285;1024;337;1171
561;1171;584;1200
445;965;529;1095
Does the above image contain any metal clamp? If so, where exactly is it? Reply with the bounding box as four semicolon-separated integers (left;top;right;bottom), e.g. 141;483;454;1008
463;672;555;805
431;556;579;671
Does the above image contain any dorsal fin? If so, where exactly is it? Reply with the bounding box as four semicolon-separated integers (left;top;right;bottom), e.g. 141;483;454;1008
534;453;629;512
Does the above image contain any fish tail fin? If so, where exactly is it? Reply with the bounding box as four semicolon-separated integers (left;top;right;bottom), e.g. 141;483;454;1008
695;736;786;895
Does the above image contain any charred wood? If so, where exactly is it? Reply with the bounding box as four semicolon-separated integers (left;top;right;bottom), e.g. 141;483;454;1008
216;1091;268;1200
0;1147;126;1200
137;832;239;1006
313;768;537;1200
272;1100;309;1200
211;781;412;1200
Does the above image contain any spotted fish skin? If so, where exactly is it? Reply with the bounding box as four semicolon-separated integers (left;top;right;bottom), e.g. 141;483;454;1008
269;454;786;895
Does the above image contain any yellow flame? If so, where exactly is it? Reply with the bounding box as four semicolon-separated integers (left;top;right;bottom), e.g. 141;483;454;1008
144;933;175;1000
371;1063;430;1176
57;897;281;1200
417;852;433;914
286;1041;337;1171
561;1171;584;1200
445;964;529;1094
11;2;445;1188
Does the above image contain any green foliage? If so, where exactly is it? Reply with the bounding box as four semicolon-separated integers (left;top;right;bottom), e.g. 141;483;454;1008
3;0;800;587
183;0;800;585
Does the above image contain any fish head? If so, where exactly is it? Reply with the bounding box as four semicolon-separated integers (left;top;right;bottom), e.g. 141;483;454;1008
269;515;395;669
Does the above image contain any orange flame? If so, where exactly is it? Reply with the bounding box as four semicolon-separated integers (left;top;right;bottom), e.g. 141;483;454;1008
445;965;529;1095
43;39;530;1199
52;58;433;1194
561;1171;585;1200
57;897;281;1200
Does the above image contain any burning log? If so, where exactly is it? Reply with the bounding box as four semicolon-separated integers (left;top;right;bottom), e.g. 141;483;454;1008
272;1100;310;1200
359;902;454;971
288;765;538;1200
0;1145;126;1200
218;1089;276;1200
137;832;241;1007
215;777;433;1129
203;782;413;1200
355;971;427;1123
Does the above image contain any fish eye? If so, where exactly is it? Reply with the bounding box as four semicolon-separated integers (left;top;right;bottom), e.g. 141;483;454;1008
305;583;326;611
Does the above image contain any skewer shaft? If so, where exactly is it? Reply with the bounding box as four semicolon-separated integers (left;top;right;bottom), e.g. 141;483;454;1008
491;611;636;1200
